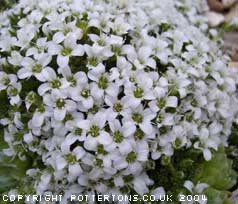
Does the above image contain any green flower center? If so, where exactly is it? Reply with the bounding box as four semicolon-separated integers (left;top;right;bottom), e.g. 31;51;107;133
32;64;42;73
61;47;72;56
132;113;143;124
185;112;193;122
156;114;163;123
139;58;145;64
66;154;77;165
123;175;134;183
113;103;123;112
113;131;123;143
146;160;156;170
95;158;103;168
100;21;107;28
63;114;73;122
67;76;77;87
27;92;36;102
161;155;171;166
134;128;144;140
51;79;61;89
89;125;100;137
88;57;98;66
157;98;166;109
63;27;72;35
3;77;10;86
81;89;90;98
112;46;121;55
89;105;99;114
159;126;167;135
191;99;197;107
9;87;18;96
56;98;65;108
133;87;144;98
14;132;23;141
129;76;135;82
173;138;182;149
126;152;137;163
74;128;82;136
120;186;130;194
97;144;107;155
98;39;106;46
98;76;108;89
38;105;45;113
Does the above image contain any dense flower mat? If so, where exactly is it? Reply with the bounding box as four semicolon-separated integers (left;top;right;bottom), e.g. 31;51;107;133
0;0;237;203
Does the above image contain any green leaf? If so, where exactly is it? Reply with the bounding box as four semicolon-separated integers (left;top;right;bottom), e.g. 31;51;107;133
204;187;233;204
194;146;237;191
0;152;33;193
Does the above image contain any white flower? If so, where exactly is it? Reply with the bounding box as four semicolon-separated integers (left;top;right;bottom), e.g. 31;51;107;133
77;112;113;151
194;126;220;161
133;173;153;195
31;105;51;128
149;95;178;113
15;27;37;49
182;180;209;204
122;45;156;70
89;65;119;100
111;16;131;35
17;54;51;81
84;44;112;70
122;105;156;135
151;187;166;200
52;20;83;44
0;0;238;198
112;138;149;176
70;72;94;110
0;36;17;52
48;35;84;67
59;135;86;182
7;51;24;66
36;172;52;194
37;67;67;96
26;37;48;58
0;72;17;91
152;38;172;64
7;82;22;105
23;131;34;144
43;90;77;121
123;71;156;107
89;13;112;33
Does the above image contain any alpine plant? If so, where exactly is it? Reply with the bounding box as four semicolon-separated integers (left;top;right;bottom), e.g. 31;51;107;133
0;0;237;203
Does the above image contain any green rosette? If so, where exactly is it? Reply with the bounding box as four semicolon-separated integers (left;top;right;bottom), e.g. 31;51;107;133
194;146;237;204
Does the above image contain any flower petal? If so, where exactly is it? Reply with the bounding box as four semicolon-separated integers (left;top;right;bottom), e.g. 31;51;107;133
54;108;66;121
17;68;32;79
53;32;65;43
71;45;84;56
57;55;69;67
98;132;113;146
203;148;212;161
32;112;44;127
84;136;98;151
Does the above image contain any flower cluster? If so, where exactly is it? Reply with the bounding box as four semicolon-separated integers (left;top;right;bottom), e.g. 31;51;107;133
0;0;238;202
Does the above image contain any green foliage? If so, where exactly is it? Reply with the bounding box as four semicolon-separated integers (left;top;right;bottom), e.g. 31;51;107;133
149;148;203;197
229;123;238;148
193;146;237;204
0;0;17;11
204;188;233;204
218;21;238;37
0;91;9;119
194;146;237;191
0;129;40;194
0;153;27;193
